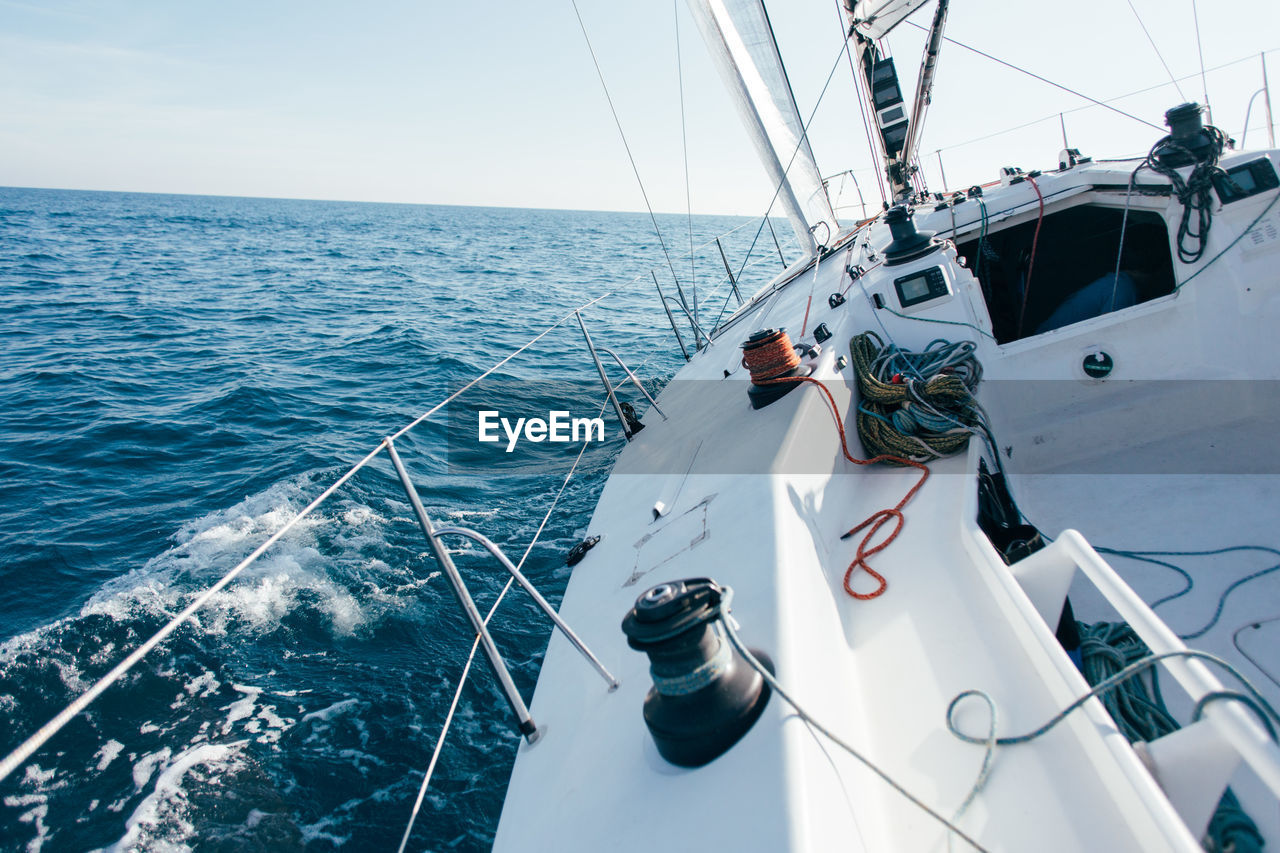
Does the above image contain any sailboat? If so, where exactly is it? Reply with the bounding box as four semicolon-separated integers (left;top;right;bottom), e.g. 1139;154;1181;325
2;0;1277;850
487;1;1280;850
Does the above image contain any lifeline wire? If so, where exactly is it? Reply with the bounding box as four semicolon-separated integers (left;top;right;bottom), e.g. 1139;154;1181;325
718;589;990;852
397;393;611;853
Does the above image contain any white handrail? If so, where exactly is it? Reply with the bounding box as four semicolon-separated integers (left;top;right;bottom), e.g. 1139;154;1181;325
1028;530;1280;796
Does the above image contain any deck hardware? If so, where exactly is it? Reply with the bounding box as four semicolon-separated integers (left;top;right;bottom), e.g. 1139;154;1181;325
620;401;645;434
566;535;601;567
1082;350;1114;379
828;291;846;309
621;578;769;767
741;328;812;409
836;355;848;371
883;205;940;266
813;323;832;345
385;438;541;741
1155;102;1219;168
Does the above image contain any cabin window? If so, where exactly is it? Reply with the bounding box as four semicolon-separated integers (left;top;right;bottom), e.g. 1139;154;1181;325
956;203;1176;344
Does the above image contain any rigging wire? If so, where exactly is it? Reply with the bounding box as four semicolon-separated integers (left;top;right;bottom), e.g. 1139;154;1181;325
1124;0;1187;102
905;20;1164;132
397;393;611;853
933;50;1277;156
569;0;686;302
833;0;889;206
674;0;698;322
1190;0;1212;122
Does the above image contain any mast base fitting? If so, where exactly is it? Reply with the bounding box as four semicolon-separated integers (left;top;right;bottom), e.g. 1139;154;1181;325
621;579;771;767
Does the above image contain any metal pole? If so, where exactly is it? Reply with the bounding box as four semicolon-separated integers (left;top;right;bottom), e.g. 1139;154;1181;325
600;347;667;420
664;296;715;349
766;218;786;268
715;238;744;305
1264;53;1276;148
575;310;632;441
669;272;700;350
935;150;949;194
653;271;690;362
1059;113;1068;149
384;439;538;741
432;526;619;691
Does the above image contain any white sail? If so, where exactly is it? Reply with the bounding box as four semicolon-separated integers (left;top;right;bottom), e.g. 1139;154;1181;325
846;0;931;39
686;0;840;253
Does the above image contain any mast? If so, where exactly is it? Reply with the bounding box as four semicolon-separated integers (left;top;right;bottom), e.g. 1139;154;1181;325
844;0;950;201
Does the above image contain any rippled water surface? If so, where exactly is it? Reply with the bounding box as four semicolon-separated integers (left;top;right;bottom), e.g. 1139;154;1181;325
0;187;784;850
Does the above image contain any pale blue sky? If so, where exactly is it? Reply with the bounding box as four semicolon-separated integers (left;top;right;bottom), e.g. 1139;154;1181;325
1;0;1276;215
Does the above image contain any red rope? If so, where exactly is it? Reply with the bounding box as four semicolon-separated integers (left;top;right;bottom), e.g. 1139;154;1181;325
755;371;930;600
1017;174;1045;337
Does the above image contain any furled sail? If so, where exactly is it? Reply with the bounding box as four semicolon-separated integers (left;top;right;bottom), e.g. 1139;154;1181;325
686;0;840;254
845;0;931;39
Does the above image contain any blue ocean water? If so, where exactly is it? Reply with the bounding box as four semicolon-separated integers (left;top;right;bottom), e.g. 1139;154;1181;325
0;187;783;851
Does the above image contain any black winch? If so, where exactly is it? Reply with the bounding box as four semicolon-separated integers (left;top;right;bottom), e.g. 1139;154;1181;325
740;328;813;409
1154;102;1220;168
621;578;770;767
882;205;939;266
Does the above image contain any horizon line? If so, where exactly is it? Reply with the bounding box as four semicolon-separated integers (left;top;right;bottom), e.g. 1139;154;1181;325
0;183;777;220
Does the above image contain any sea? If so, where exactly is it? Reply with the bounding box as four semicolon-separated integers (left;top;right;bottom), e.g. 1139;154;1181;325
0;187;786;851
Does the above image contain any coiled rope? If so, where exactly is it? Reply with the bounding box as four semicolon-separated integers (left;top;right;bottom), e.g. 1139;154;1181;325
850;332;990;463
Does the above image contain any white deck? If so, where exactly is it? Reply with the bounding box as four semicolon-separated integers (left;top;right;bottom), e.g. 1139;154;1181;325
495;155;1280;851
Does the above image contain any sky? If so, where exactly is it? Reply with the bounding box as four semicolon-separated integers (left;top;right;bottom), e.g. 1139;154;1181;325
1;0;1276;216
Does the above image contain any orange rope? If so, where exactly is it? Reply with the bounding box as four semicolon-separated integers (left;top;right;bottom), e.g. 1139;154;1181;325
741;330;802;381
751;366;930;601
